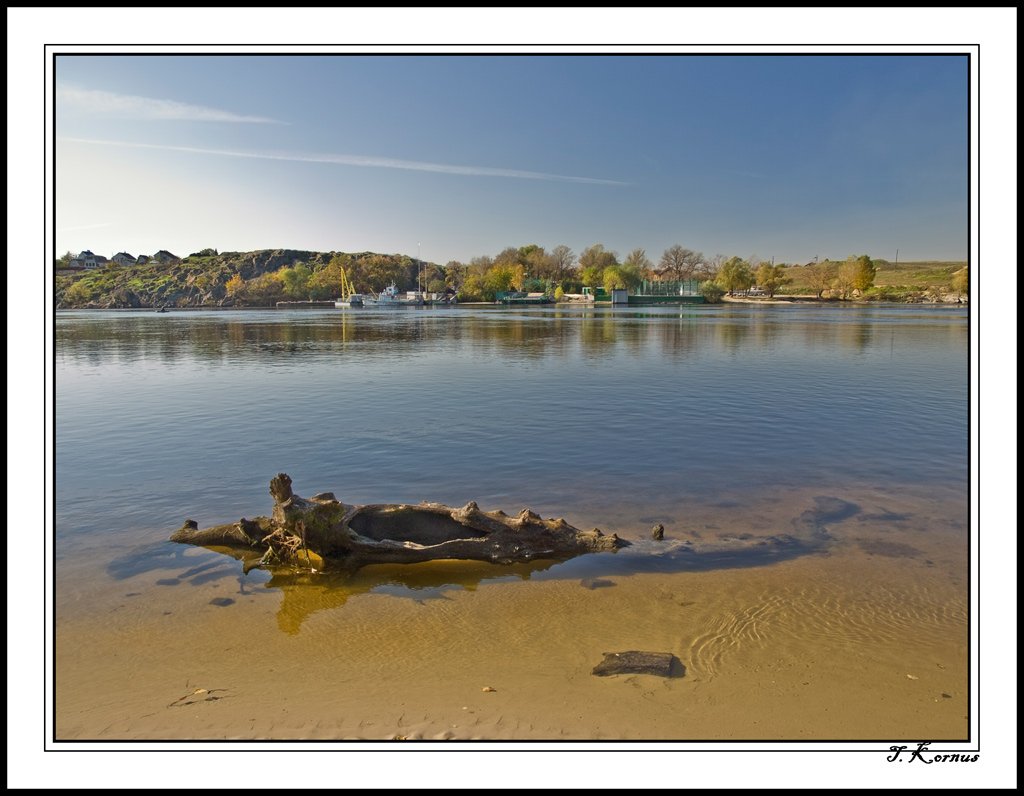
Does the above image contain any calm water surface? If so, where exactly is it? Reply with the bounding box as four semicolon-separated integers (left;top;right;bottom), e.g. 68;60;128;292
57;303;968;554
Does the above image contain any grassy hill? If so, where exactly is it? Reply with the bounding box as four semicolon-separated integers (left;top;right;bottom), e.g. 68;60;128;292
778;260;967;301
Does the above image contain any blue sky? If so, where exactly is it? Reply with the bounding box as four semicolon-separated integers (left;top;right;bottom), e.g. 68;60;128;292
56;54;968;265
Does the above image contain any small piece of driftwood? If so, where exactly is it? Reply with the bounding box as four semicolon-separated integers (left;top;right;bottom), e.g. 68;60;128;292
591;651;682;678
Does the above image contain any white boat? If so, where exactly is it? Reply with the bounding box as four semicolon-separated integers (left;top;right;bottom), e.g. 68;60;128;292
364;282;424;307
334;294;364;308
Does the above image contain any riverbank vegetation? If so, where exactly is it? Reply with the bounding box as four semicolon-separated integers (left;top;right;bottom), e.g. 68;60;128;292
55;244;968;309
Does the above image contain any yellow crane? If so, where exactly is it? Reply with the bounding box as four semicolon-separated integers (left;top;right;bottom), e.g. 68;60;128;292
336;267;364;307
339;267;356;300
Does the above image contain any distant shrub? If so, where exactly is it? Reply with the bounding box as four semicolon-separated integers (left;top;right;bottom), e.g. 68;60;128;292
699;281;725;303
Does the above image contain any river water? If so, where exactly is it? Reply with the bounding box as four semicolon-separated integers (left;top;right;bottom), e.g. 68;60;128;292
54;304;970;742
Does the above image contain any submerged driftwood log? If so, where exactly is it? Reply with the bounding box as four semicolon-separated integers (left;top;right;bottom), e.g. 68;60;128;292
171;473;628;571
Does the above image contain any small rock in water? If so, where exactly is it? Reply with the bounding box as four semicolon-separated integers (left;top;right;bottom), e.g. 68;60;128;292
209;597;235;607
580;578;615;590
481;686;496;693
651;523;665;540
592;651;682;678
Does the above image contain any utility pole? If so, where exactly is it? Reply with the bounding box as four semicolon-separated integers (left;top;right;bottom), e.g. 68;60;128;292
895;248;899;271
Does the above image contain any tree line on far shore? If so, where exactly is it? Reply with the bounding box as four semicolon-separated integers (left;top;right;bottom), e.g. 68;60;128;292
55;243;969;309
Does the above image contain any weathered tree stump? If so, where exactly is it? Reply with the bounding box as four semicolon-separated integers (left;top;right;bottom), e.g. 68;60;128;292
170;473;629;572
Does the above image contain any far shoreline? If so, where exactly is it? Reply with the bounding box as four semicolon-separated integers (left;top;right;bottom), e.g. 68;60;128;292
55;297;968;312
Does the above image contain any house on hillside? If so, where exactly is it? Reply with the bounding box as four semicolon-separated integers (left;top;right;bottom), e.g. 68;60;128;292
69;250;109;270
111;252;136;266
150;250;181;265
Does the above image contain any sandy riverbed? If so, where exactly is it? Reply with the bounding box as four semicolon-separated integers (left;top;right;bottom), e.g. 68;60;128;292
54;483;968;743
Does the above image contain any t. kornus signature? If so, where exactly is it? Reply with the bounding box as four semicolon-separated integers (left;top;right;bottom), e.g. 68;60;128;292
887;742;979;764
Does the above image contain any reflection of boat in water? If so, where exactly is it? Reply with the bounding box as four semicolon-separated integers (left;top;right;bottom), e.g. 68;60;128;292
365;282;424;307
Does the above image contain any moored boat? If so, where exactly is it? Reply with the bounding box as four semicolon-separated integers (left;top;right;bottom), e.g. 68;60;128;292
364;282;424;307
335;294;364;308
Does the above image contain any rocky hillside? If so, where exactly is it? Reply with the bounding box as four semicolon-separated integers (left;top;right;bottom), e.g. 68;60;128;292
55;249;427;309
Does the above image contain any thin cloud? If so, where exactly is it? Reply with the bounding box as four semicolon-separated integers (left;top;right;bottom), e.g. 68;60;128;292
60;137;628;186
57;85;284;124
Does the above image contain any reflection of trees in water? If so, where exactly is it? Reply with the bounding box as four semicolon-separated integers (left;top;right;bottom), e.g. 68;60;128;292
578;312;618;355
799;320;878;354
716;319;751;353
652;315;704;359
59;312;444;365
464;313;573;361
849;322;874;352
57;308;964;368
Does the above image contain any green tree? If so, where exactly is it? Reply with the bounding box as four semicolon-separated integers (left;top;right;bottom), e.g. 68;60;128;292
835;255;875;299
458;272;485;302
279;263;312;299
755;263;791;298
308;254;352;299
360;254;408;293
62;279;93;305
524;245;559;282
603;261;643;292
717;257;754;295
699;280;725;303
624;248;653;275
483;264;517;299
242;272;285;304
579;244;618;286
851;255;876;292
602;265;623;292
444;260;468;293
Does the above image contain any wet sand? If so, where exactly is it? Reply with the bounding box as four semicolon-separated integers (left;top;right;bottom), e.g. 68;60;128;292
54;484;969;742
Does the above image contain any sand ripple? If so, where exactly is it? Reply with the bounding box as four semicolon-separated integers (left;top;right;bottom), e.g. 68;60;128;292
684;580;967;679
